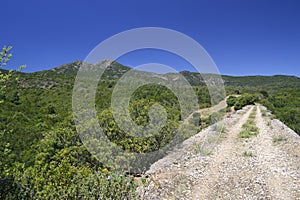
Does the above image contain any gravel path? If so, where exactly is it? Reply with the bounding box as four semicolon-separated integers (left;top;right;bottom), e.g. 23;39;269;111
183;96;231;124
252;106;300;199
138;105;300;199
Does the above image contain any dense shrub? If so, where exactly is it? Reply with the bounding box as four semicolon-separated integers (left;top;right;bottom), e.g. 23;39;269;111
260;89;300;134
233;94;259;110
226;96;238;107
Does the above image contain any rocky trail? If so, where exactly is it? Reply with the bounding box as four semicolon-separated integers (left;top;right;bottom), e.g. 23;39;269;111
183;96;230;124
138;105;300;199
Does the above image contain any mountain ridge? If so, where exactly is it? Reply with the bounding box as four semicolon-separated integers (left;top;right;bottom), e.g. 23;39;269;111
3;60;298;89
4;59;298;79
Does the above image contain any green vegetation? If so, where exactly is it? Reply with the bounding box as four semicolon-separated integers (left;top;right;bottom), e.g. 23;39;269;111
0;54;141;198
242;151;253;157
249;111;256;119
194;144;213;156
1;58;219;198
239;119;259;139
214;125;227;134
273;136;287;144
0;51;299;198
210;110;225;124
189;112;201;126
226;95;238;107
227;94;259;110
261;109;267;117
226;94;259;111
260;89;300;134
0;46;13;104
226;78;300;136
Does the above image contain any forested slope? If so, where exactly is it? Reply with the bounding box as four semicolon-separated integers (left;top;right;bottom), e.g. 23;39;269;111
0;60;299;198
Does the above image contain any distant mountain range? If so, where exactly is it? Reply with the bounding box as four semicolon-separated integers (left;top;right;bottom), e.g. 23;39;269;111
9;60;294;87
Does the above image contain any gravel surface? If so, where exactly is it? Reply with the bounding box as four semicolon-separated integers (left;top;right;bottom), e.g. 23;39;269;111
138;105;300;200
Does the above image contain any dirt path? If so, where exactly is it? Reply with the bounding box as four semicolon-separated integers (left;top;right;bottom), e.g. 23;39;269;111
183;95;240;124
252;106;300;199
139;105;300;199
191;106;255;199
183;96;229;124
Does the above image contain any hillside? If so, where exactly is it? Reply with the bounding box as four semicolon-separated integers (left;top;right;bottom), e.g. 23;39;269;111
0;60;299;155
16;60;300;88
0;60;299;199
16;60;300;134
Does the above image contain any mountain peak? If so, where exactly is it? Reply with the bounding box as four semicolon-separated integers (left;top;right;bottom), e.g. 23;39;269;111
35;60;130;77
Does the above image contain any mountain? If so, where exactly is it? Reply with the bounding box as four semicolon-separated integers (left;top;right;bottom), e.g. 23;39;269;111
13;60;300;89
180;70;300;88
1;59;299;199
3;59;298;137
34;60;130;77
1;59;299;155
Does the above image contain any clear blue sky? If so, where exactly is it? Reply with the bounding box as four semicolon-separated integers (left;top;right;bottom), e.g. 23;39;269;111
1;0;300;77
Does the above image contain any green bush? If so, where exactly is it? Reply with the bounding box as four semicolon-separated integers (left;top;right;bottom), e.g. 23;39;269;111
260;89;300;134
234;94;259;110
226;96;237;107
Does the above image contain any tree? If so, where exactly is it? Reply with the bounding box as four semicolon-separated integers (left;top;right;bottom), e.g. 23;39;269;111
226;96;237;107
0;45;12;68
0;45;26;198
0;46;13;104
0;45;25;104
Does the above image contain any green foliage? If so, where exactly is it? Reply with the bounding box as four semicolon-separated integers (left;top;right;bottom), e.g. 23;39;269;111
0;60;203;198
273;136;287;144
226;95;237;107
239;119;259;138
260;89;300;134
0;46;13;104
233;94;259;110
210;111;225;124
242;151;253;157
260;90;269;97
1;56;300;198
194;144;213;156
1;126;138;199
0;46;12;68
